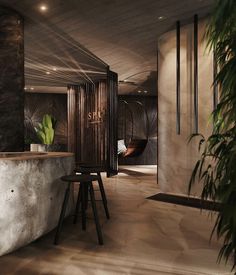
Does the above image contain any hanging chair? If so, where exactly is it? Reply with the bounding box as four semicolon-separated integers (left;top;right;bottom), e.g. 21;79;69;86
118;100;149;158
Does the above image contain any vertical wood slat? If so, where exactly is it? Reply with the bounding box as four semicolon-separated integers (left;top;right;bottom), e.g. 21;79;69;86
101;81;106;165
73;81;108;167
78;85;84;162
95;83;97;164
67;85;77;153
107;69;118;176
157;46;159;164
193;14;198;134
67;72;117;172
176;20;181;135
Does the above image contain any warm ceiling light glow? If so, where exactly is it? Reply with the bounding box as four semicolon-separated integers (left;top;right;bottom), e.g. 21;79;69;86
46;71;51;75
138;90;142;93
40;5;48;12
144;90;148;93
30;87;34;90
158;16;166;21
52;67;57;71
24;87;27;90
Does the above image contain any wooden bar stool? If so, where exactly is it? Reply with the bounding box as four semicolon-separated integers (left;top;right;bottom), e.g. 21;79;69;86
54;174;103;245
74;165;110;220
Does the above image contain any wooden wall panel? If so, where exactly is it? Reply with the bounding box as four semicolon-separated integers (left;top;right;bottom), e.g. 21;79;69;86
67;86;77;153
67;70;117;175
107;71;118;175
75;82;108;166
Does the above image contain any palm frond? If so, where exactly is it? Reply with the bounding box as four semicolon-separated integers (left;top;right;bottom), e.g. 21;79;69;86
189;0;236;271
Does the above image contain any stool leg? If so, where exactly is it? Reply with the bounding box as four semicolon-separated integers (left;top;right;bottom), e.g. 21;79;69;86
54;182;71;245
73;184;81;224
98;173;110;219
80;172;89;210
89;182;104;245
81;183;87;231
85;183;89;210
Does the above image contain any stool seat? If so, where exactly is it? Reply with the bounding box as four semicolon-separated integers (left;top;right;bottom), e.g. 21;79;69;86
77;163;106;172
74;167;105;174
61;174;99;182
78;163;105;169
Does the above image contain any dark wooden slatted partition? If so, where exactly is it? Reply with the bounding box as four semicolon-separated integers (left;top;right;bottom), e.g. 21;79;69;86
76;82;107;166
107;70;118;176
67;85;78;153
67;71;118;176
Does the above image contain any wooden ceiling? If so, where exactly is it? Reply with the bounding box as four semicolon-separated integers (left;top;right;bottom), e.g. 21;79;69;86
0;0;214;95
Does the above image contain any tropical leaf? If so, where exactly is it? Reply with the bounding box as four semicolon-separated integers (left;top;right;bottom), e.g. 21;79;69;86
34;114;56;145
189;0;236;271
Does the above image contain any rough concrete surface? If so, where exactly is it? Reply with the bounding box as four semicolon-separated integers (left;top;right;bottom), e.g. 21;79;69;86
0;154;74;256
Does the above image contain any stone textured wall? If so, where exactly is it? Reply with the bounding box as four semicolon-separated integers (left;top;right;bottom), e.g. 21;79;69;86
0;7;24;151
158;19;213;195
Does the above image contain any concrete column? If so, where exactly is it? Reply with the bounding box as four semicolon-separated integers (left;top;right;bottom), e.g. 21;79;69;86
158;19;213;195
0;7;24;151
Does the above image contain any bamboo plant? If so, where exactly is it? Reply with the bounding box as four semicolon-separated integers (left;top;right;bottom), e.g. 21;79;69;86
189;0;236;271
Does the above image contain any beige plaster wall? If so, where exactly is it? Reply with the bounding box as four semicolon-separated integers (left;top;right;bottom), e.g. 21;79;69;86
158;19;213;195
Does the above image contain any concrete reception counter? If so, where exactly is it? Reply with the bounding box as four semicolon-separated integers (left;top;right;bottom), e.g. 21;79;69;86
0;152;74;256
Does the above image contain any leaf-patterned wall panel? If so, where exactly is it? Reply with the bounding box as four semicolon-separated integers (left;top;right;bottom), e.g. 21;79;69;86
24;93;67;147
118;96;157;165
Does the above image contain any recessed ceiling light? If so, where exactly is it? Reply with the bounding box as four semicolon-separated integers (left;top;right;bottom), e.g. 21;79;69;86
30;87;34;90
46;71;51;75
138;90;142;93
158;16;166;21
24;87;27;90
144;90;148;93
52;67;57;71
40;4;48;12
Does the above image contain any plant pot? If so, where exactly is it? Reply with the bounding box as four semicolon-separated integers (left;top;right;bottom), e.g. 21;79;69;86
30;144;38;152
30;144;46;152
38;144;47;152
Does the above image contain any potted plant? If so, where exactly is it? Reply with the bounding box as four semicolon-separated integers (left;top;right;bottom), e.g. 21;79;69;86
32;114;57;152
189;0;236;271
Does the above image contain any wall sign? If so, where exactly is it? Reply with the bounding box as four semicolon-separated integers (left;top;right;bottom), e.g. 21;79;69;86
87;109;106;124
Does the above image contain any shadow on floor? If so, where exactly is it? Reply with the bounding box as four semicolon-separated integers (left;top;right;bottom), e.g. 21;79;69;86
118;167;153;176
147;193;221;211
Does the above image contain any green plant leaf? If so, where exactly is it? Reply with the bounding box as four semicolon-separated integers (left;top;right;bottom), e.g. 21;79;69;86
189;0;236;271
34;114;56;145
